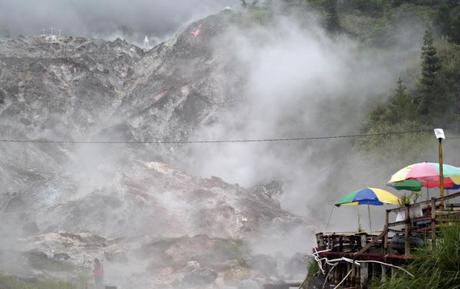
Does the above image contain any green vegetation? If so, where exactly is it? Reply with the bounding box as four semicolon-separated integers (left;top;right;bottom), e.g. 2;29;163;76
241;0;460;168
283;0;460;133
306;258;320;282
374;224;460;289
362;13;458;132
242;1;460;288
417;29;448;122
369;79;417;126
26;251;76;272
247;6;274;25
325;0;341;33
0;274;75;289
240;0;259;8
436;1;460;44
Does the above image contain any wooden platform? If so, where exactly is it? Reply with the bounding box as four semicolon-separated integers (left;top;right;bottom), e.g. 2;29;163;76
311;191;460;289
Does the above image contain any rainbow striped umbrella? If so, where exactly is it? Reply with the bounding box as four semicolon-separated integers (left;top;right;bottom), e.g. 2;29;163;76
389;179;422;191
389;162;460;190
335;187;400;207
389;180;460;192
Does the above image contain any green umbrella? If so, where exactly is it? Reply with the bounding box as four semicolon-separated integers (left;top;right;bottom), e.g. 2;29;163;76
389;180;422;191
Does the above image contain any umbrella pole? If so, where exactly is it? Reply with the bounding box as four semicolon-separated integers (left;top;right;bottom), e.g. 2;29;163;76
357;207;362;232
367;205;372;233
325;206;335;231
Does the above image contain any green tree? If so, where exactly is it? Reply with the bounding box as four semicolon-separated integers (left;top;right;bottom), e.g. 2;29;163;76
387;78;417;123
367;78;416;127
436;3;452;37
417;29;442;118
324;0;340;33
347;0;386;14
240;0;259;8
436;2;460;44
448;7;460;44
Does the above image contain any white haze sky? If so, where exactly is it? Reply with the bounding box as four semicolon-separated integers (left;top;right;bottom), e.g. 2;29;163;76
0;0;238;38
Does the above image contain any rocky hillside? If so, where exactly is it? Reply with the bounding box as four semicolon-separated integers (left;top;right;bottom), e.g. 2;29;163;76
2;163;305;288
0;10;310;289
0;12;240;141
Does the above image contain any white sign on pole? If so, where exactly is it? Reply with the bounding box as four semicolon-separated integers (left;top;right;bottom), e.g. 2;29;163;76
434;128;445;140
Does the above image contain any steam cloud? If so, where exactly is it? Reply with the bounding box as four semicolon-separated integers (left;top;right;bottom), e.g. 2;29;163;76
183;10;435;233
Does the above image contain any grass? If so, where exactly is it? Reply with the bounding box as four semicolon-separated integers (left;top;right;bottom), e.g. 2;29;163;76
0;274;75;289
26;251;76;273
306;258;320;281
374;224;460;289
301;258;321;289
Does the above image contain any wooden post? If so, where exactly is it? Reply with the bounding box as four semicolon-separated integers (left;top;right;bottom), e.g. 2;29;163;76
346;263;352;287
352;264;358;287
431;198;436;249
360;233;367;249
333;264;338;283
434;128;446;207
384;210;389;254
371;263;375;282
404;204;411;257
381;264;387;283
360;263;369;289
317;233;324;249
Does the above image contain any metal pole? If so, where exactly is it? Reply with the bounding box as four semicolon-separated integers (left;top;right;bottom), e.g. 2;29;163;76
325;206;335;231
357;206;362;232
439;138;445;198
367;205;372;233
384;210;389;254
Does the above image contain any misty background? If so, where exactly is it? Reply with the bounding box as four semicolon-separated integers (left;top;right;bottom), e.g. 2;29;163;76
0;0;238;42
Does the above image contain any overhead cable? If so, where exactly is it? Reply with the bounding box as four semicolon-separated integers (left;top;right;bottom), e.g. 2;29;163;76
0;130;433;145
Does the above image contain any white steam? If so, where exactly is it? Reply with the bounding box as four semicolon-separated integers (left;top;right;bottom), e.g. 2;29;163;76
183;12;427;233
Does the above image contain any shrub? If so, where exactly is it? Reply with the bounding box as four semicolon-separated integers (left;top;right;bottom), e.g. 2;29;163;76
375;224;460;289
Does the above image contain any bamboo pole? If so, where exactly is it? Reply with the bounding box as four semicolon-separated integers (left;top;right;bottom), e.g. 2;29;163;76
431;197;436;249
434;128;446;207
439;138;445;199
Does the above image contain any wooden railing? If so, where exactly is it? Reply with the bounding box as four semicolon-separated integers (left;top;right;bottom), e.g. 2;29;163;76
316;191;460;257
383;191;460;256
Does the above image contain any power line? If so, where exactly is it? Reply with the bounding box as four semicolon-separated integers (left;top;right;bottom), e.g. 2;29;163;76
0;130;433;145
